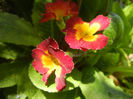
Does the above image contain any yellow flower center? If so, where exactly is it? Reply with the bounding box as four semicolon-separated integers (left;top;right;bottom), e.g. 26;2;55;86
41;50;61;76
54;9;66;20
74;22;101;41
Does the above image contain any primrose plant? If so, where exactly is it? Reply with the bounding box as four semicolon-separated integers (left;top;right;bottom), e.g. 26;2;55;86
32;0;111;91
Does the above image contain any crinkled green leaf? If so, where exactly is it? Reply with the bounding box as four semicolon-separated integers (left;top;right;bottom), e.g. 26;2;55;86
104;13;124;47
0;12;41;46
79;67;132;99
112;2;131;33
28;64;81;92
112;2;132;47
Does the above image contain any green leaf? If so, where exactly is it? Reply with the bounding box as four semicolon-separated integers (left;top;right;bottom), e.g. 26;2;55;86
0;12;41;46
17;63;38;99
28;64;82;92
42;87;85;99
32;90;46;99
6;0;33;21
112;2;132;47
103;66;133;77
31;87;84;99
123;3;133;26
112;2;131;33
0;42;17;60
96;52;120;69
79;0;106;21
0;61;26;88
123;80;133;90
129;27;133;48
0;61;38;99
0;42;32;60
3;86;21;99
79;67;131;99
104;13;124;47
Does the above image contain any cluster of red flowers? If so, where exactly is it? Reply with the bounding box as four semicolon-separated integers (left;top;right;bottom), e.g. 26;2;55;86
32;0;111;91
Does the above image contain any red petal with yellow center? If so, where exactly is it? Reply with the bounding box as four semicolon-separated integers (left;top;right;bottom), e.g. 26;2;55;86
64;17;86;50
64;16;110;50
63;16;83;32
40;0;78;22
32;38;74;91
48;48;74;73
65;30;81;49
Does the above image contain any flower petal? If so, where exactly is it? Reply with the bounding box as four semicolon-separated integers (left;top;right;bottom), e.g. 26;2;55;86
89;15;111;32
65;30;81;49
63;17;83;32
55;67;66;91
40;0;78;22
44;0;68;21
48;48;74;73
37;38;59;51
42;71;53;85
32;49;49;74
40;13;56;23
80;34;108;50
68;2;79;16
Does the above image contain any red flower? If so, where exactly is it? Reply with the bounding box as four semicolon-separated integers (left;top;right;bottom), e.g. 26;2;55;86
32;38;74;91
40;0;78;23
63;15;111;51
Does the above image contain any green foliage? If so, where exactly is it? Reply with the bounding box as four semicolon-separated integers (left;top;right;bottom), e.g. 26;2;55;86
96;52;120;68
32;90;46;99
79;0;106;20
104;13;124;47
0;42;18;60
79;67;131;99
0;12;41;46
0;63;17;88
112;2;132;47
123;3;133;26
